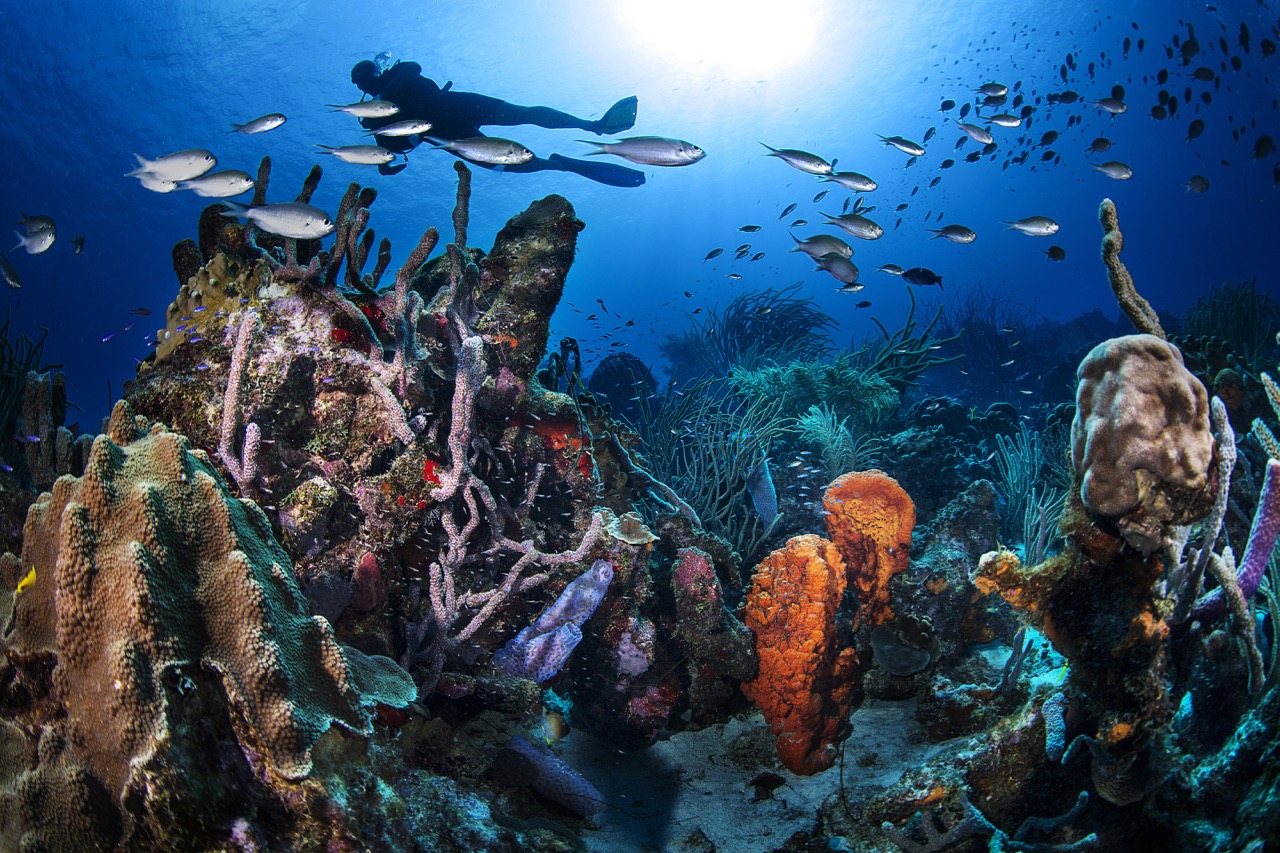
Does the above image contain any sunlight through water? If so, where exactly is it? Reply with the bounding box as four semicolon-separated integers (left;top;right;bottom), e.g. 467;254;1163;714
612;0;829;80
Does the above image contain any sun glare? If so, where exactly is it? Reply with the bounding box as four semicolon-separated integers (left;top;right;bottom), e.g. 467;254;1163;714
613;0;825;80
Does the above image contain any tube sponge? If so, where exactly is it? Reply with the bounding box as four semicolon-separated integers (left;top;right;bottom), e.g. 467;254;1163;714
1071;334;1213;522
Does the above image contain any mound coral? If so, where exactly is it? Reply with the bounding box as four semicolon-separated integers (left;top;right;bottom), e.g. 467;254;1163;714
742;470;915;775
7;401;414;814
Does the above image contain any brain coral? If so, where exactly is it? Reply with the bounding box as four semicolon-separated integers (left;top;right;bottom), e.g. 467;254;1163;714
1070;334;1213;522
9;400;414;800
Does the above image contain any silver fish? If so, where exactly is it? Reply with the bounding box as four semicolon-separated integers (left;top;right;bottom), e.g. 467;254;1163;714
975;82;1008;97
126;149;217;182
11;212;54;254
363;119;434;137
986;113;1022;128
815;252;859;284
581;136;704;166
877;264;905;275
927;224;977;243
1092;97;1128;115
760;143;832;175
1003;216;1060;236
316;144;396;165
220;201;335;239
1092;160;1133;180
327;100;400;118
878;135;925;156
821;170;878;192
17;212;54;234
177;170;255;198
823;212;883;240
430;136;535;165
788;233;853;259
951;119;994;145
230;113;286;134
0;255;20;288
135;173;179;193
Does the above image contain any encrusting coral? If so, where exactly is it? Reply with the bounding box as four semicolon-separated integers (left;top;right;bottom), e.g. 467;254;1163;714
742;470;915;775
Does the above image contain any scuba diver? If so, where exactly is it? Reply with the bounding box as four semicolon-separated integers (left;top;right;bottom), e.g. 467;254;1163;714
349;59;645;187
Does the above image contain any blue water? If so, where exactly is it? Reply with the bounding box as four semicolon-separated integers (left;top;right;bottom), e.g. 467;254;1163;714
1;0;1277;425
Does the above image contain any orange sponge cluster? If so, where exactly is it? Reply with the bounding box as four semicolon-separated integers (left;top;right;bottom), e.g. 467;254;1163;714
742;470;915;775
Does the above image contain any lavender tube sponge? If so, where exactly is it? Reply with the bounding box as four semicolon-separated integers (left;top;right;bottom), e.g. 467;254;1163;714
1194;457;1280;620
492;559;613;682
507;735;603;816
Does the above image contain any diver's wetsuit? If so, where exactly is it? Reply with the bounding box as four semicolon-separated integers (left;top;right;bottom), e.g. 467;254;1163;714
352;60;644;187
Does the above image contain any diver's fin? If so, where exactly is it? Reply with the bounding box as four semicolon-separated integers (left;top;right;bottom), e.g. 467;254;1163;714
595;96;638;135
548;153;645;188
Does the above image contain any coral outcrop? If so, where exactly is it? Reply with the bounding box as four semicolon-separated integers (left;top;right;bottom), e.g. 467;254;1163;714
1071;333;1215;552
742;470;915;775
2;400;414;846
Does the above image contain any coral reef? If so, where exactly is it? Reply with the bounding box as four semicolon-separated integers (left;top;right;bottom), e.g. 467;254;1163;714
1;400;415;847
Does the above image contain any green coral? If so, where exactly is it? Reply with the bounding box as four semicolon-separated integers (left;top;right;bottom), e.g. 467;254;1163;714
730;353;900;429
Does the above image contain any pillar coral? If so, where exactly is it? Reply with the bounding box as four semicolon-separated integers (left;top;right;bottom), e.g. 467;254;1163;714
743;470;916;775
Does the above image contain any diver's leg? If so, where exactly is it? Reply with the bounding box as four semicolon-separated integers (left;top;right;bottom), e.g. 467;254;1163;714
455;92;637;135
465;154;645;188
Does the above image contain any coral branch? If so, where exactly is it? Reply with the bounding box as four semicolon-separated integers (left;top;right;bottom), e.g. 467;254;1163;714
218;311;260;493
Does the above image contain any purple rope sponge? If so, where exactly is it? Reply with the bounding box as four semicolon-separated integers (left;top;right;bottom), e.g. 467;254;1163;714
1194;458;1280;620
492;559;613;682
507;735;603;816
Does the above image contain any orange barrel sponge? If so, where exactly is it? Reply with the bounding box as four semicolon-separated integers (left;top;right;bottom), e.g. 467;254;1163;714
742;470;915;775
741;534;856;775
823;469;916;628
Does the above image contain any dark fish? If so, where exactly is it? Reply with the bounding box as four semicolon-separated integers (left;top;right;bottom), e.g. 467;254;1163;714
71;235;84;254
855;301;872;308
939;99;956;112
1239;23;1250;55
940;158;954;169
1150;105;1167;120
1086;137;1111;154
923;126;937;143
902;267;943;288
739;225;762;232
1111;84;1125;100
130;307;152;316
1262;38;1276;59
778;203;797;220
813;189;829;203
1254;136;1276;161
959;102;971;119
1059;90;1079;104
1043;245;1066;261
790;219;808;227
1186;119;1204;142
750;252;765;262
1193;67;1215;82
703;248;723;261
1157;68;1169;84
